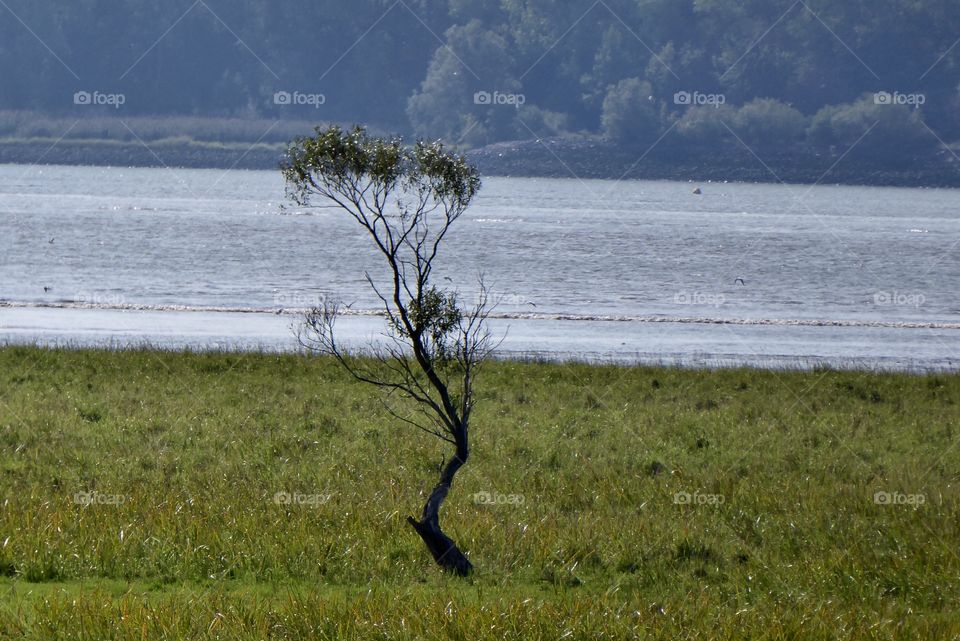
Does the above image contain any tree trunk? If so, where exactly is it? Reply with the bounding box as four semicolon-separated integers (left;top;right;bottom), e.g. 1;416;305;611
407;443;473;576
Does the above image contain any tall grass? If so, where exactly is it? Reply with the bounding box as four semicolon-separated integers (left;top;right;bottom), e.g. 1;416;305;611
0;346;957;639
0;111;339;145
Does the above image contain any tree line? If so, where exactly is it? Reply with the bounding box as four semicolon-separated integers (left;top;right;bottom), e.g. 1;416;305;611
1;0;957;153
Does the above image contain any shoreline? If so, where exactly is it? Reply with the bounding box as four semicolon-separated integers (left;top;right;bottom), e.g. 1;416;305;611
2;305;957;373
2;136;959;188
2;340;954;375
3;299;960;330
9;339;953;371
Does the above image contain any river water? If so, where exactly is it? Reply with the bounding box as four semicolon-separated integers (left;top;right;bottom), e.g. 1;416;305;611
1;164;957;370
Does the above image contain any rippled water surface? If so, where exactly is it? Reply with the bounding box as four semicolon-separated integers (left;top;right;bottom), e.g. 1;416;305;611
1;164;958;369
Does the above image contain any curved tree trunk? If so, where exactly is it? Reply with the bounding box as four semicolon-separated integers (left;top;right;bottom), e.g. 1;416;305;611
407;443;473;576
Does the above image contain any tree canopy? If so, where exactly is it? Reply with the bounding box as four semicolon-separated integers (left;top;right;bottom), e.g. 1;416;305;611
2;0;957;151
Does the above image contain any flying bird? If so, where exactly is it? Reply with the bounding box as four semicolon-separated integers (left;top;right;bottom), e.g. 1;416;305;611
734;278;745;286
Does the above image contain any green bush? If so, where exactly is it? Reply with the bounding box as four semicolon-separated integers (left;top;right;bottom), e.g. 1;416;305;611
807;95;934;155
732;98;808;147
512;104;569;139
674;104;738;146
601;78;661;145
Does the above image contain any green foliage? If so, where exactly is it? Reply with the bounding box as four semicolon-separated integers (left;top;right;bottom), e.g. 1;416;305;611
283;125;480;210
284;125;401;189
601;78;661;144
392;286;463;361
513;104;570;139
732;98;808;147
808;96;934;155
674;104;737;145
4;0;959;151
808;103;846;147
407;20;521;145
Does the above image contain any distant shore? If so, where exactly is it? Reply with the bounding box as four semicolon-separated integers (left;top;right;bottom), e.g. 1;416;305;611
465;136;960;188
0;137;285;171
2;135;959;188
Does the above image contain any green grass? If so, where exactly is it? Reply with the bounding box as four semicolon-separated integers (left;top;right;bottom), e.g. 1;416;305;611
0;345;958;639
0;111;325;145
0;135;285;153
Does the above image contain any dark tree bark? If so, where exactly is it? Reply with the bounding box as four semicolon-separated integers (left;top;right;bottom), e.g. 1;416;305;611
406;443;473;576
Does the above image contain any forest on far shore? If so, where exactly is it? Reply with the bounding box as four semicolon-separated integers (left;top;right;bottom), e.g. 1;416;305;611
1;0;958;166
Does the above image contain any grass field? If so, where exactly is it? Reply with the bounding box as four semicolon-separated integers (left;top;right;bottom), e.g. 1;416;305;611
0;345;958;639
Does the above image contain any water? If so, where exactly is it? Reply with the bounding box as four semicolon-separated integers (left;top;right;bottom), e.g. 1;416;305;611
1;163;958;370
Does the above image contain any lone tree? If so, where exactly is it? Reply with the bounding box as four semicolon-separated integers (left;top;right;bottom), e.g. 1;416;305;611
282;125;496;576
